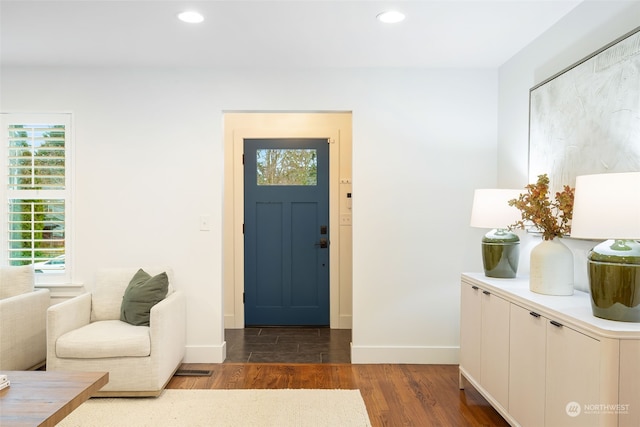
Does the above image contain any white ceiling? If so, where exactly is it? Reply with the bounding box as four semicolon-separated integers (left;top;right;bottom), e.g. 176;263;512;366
0;0;583;68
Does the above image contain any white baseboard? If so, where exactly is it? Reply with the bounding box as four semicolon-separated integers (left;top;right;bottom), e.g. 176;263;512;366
350;344;460;364
184;342;226;363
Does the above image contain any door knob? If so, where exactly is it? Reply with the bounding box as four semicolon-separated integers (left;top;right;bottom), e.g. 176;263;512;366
315;238;328;248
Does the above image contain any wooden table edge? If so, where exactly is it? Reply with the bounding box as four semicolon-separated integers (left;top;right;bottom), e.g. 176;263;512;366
42;371;109;427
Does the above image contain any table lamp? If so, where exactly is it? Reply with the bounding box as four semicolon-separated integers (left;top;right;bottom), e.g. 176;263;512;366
470;189;522;278
571;172;640;322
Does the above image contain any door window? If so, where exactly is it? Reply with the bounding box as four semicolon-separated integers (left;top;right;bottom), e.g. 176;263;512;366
256;148;317;186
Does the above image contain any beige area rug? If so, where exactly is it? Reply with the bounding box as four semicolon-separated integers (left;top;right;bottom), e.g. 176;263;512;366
57;389;372;427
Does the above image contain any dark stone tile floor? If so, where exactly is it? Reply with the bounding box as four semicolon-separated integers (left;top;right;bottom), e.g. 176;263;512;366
224;327;351;363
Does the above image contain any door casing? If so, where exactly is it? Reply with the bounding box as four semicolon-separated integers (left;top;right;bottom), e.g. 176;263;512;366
223;112;352;329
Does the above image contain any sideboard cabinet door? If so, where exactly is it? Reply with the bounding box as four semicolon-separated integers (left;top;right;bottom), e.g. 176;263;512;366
620;340;640;427
460;283;482;381
480;289;510;410
545;321;600;427
509;303;546;427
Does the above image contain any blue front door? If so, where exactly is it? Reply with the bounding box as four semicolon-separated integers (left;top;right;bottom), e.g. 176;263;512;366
244;138;329;326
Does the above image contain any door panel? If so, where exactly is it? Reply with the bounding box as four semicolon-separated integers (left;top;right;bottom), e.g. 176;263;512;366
255;202;283;307
244;138;329;326
291;202;321;306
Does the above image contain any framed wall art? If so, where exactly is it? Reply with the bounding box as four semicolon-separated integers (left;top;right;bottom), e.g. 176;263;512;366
529;26;640;195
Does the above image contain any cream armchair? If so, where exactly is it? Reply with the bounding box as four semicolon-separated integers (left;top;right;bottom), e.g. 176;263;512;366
0;265;50;370
46;267;186;396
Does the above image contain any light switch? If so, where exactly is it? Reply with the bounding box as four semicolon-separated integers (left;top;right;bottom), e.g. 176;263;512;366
200;215;211;231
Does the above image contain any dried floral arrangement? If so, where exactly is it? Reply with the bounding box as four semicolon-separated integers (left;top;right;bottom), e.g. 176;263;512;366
508;174;575;241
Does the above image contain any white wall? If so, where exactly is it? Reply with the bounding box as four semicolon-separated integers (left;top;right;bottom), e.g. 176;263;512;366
0;66;497;363
498;0;640;291
350;70;498;362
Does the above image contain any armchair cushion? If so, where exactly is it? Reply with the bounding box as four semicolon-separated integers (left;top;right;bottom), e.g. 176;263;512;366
120;269;168;326
0;265;34;299
56;320;151;358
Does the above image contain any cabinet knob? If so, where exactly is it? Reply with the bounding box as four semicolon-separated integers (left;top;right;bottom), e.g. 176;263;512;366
529;311;541;318
472;285;479;290
482;290;490;295
550;320;563;328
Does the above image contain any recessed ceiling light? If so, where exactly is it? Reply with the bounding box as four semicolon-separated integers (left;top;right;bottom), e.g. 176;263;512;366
178;11;204;24
377;10;405;24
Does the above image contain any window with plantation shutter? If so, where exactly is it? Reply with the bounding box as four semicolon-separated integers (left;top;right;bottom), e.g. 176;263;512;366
1;113;71;283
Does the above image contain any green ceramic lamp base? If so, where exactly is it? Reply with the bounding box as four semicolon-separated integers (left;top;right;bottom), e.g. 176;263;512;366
481;229;520;279
588;239;640;322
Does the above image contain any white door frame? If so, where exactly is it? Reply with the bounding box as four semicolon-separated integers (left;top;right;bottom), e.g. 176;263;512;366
223;112;352;329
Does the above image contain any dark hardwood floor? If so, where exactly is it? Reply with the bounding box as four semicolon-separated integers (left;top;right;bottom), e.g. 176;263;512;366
168;363;509;426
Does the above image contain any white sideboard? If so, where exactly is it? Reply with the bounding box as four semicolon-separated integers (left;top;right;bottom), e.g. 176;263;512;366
459;272;640;427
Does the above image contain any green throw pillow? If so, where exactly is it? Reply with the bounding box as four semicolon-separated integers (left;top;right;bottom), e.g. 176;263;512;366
120;269;169;326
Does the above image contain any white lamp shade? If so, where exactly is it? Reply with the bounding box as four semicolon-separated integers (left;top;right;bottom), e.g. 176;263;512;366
470;189;522;229
571;172;640;239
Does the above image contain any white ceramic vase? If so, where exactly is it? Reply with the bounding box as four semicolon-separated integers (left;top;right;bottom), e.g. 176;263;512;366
529;238;574;295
